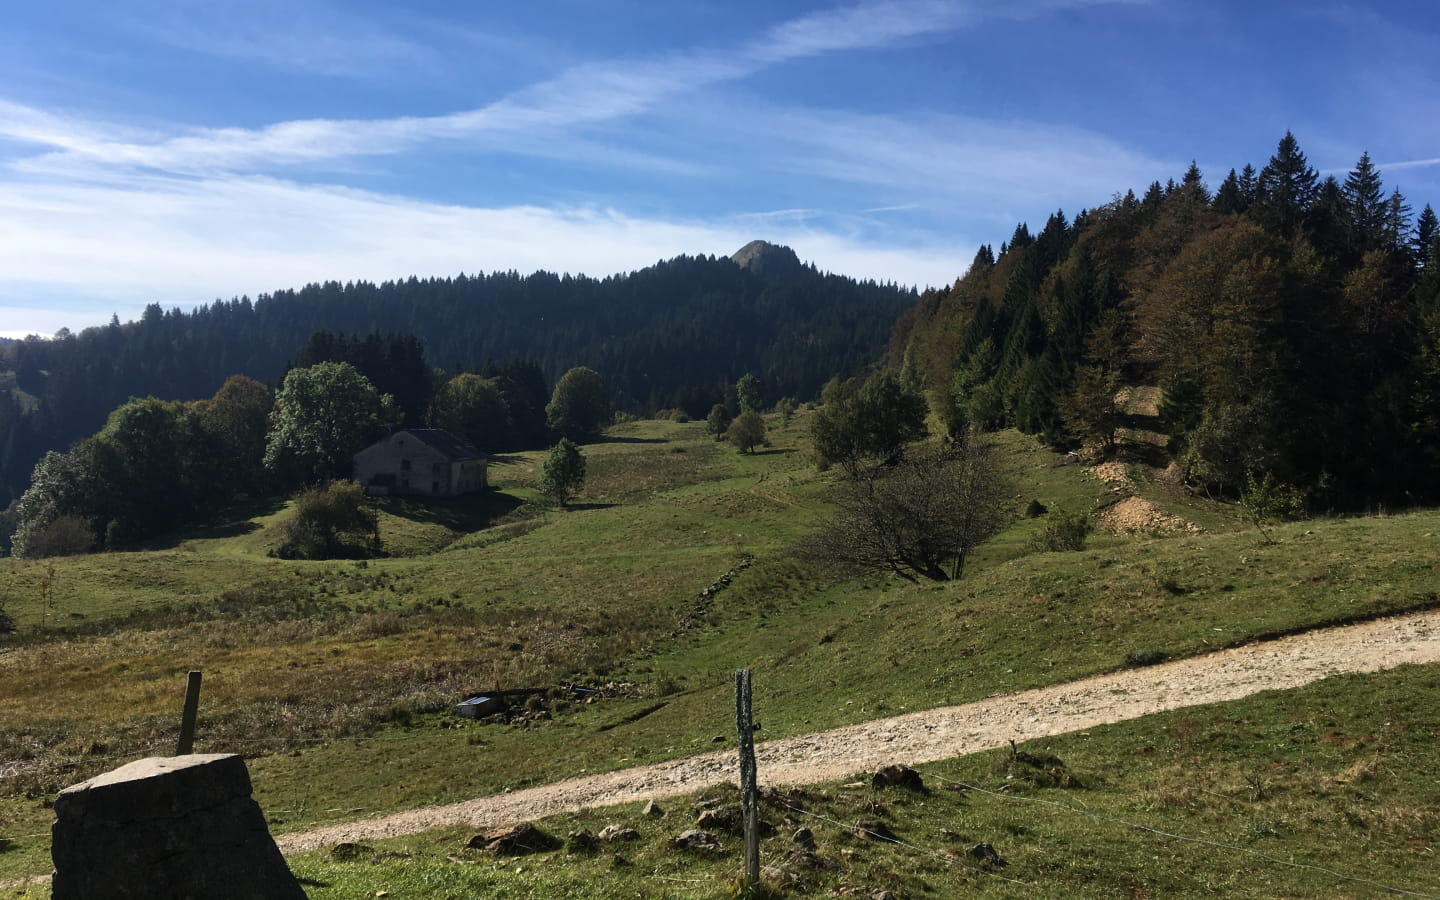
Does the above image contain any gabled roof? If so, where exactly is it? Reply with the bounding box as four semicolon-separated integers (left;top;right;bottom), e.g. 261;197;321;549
400;428;483;462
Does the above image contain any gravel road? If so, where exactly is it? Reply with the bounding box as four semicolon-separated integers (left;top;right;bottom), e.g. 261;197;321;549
275;609;1439;853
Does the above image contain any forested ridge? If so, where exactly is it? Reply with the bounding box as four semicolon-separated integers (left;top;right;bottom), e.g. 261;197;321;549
890;133;1440;508
0;242;913;503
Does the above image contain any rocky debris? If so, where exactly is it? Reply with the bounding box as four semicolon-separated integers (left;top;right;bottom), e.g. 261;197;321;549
786;848;834;870
465;823;559;856
695;805;743;835
671;829;724;853
760;864;799;887
565;830;598;854
792;827;816;849
854;820;900;843
329;842;374;860
872;891;898;900
1089;461;1132;486
51;754;305;900
761;785;808;809
597;824;640;843
1098;496;1202;535
673;555;755;637
642;799;665;818
871;764;924;791
969;842;1008;868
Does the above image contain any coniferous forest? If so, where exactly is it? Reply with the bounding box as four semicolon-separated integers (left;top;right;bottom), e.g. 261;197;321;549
0;242;913;505
890;133;1440;509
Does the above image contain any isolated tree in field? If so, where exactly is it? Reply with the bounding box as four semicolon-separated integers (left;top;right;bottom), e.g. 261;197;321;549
800;437;1012;582
546;367;612;441
706;403;733;441
264;362;399;485
276;480;380;559
736;373;764;413
539;438;587;508
1239;471;1305;545
726;410;766;453
811;371;928;476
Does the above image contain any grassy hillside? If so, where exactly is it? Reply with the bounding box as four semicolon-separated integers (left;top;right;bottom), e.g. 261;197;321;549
2;409;1438;893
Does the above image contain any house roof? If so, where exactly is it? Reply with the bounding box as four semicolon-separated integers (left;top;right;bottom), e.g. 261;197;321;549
401;428;483;462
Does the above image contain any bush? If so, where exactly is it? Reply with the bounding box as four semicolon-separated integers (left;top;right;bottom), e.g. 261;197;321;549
1125;648;1169;668
1024;499;1048;518
1030;508;1092;552
275;481;380;560
13;514;96;559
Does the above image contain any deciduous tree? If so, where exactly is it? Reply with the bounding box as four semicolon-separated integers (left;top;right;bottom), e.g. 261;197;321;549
539;438;586;508
545;367;611;442
726;410;766;453
264;362;399;486
799;438;1011;582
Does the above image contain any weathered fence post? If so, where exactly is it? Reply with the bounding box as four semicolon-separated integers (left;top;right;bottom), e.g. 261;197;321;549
735;668;760;892
176;670;202;755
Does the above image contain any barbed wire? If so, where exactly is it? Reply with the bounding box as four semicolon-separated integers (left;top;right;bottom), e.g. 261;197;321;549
919;768;1439;899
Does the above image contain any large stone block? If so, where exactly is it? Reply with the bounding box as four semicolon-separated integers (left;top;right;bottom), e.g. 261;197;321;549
52;754;306;900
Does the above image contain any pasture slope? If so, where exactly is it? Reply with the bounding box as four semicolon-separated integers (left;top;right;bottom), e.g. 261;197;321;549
2;410;1438;897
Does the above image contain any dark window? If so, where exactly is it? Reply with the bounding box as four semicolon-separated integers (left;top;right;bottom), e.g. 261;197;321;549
401;459;411;471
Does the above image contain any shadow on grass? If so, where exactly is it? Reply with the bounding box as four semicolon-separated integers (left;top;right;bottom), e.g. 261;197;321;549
559;502;618;511
746;447;796;456
376;490;524;530
142;496;288;550
591;435;668;445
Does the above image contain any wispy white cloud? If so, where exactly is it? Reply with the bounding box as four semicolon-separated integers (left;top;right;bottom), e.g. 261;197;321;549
1381;157;1440;172
123;0;432;78
3;0;1143;180
0;175;963;336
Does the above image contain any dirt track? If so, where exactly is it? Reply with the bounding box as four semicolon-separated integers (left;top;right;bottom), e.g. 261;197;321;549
275;609;1440;853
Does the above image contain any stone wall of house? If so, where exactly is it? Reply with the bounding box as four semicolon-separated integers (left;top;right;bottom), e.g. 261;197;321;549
355;433;451;495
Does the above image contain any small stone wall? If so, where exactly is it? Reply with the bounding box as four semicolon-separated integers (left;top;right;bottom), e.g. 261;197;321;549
52;754;306;900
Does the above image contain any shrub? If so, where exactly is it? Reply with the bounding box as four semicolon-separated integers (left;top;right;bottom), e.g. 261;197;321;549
13;514;96;559
275;481;380;560
1024;499;1048;518
1031;508;1092;552
1125;648;1169;668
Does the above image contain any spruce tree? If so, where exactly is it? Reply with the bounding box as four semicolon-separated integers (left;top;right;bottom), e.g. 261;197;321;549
1213;168;1245;215
1343;152;1387;253
1415;205;1439;266
1255;131;1319;236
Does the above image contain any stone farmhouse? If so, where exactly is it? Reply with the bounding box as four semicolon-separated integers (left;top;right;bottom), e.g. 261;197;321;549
353;428;487;497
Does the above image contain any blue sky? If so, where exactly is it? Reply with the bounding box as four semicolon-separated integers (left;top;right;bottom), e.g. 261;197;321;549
2;0;1436;339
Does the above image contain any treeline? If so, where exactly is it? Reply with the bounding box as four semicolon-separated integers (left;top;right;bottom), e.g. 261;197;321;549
891;133;1440;507
0;243;914;503
2;321;627;554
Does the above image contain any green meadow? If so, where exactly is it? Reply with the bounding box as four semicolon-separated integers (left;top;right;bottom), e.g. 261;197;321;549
2;411;1437;895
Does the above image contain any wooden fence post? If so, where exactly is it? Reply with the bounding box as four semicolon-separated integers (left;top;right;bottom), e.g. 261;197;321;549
735;668;760;892
176;670;203;755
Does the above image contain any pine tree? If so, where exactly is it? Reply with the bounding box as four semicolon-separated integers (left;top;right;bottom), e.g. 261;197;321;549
1213;168;1245;215
1383;189;1412;253
1255;131;1319;237
1415;205;1439;267
1343;152;1387;253
1182;160;1210;203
